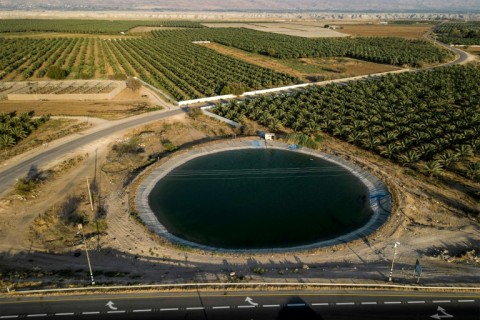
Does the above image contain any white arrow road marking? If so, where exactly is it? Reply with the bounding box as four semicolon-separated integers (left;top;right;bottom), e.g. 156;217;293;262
430;306;453;319
245;297;258;306
105;301;117;310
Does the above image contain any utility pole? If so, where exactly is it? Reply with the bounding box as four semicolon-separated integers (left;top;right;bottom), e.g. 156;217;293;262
388;241;400;282
86;177;94;212
78;224;95;286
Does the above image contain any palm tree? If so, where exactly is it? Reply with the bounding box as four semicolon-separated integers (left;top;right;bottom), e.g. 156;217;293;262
380;143;399;159
421;160;444;177
397;150;420;167
9;127;27;141
436;150;459;170
0;134;15;149
456;144;474;160
464;162;480;181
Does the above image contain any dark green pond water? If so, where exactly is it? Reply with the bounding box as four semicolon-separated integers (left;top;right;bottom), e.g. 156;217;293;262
148;149;372;249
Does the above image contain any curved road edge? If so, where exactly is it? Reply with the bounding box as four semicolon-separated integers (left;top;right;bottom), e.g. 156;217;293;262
0;108;184;197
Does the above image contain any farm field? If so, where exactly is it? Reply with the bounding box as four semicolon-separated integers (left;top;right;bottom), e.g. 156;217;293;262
434;21;480;45
202;22;349;38
214;65;480;184
0;30;298;100
202;42;400;82
0;20;455;102
186;28;453;65
335;24;432;38
0;19;204;34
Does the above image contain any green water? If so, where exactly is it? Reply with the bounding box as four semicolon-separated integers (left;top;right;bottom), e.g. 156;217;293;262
148;149;372;249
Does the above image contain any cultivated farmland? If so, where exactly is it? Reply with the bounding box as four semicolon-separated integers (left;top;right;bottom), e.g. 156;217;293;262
214;65;480;182
435;21;480;45
0;20;455;102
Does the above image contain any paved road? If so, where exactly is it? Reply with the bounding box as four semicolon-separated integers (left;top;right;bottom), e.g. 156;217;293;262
0;108;183;196
0;289;478;319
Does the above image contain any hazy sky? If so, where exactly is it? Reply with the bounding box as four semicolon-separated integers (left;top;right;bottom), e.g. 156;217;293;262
2;0;480;11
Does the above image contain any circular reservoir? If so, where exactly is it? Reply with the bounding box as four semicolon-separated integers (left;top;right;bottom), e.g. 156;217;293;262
147;148;378;250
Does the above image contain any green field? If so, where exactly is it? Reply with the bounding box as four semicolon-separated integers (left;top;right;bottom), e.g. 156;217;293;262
0;19;457;101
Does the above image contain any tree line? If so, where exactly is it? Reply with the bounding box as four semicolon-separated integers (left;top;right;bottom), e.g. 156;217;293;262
0;19;204;34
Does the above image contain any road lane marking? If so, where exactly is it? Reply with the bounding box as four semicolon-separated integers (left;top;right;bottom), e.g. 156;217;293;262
27;315;47;318
433;300;451;303
361;302;377;305
312;303;329;306
55;313;74;316
238;305;255;308
160;308;179;311
3;292;477;305
458;300;475;303
107;310;126;314
132;309;152;313
82;312;100;315
287;303;306;307
0;316;19;319
336;302;355;305
384;302;401;304
408;301;425;304
263;305;280;308
186;307;205;310
212;306;230;310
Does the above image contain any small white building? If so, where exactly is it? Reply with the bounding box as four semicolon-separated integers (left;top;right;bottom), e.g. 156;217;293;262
265;133;276;141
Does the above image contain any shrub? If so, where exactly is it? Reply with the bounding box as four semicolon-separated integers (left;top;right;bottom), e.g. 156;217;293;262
187;107;202;119
126;77;142;92
162;141;178;152
112;137;143;154
46;65;68;79
14;178;37;195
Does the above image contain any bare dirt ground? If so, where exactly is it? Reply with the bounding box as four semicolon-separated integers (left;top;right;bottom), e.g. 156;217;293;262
336;24;433;38
0;112;478;290
0;87;163;120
